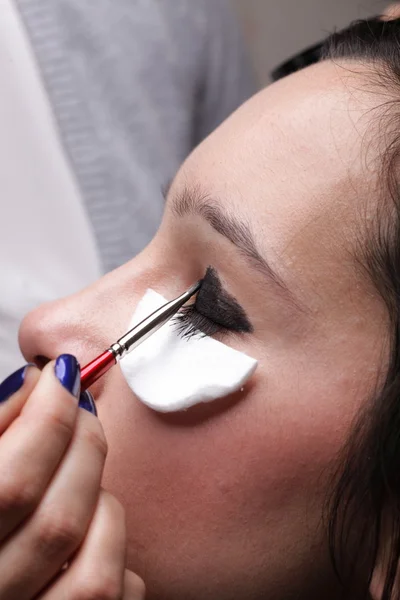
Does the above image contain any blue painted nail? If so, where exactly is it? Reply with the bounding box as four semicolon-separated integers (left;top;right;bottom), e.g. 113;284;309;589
54;355;80;399
79;390;97;416
0;364;33;403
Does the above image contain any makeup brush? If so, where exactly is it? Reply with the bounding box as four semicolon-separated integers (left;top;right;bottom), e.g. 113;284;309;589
80;281;201;391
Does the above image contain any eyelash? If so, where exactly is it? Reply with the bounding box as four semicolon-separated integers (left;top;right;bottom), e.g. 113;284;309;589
173;304;227;340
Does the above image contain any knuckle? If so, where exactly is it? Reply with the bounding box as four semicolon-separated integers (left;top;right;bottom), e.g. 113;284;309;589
81;422;108;459
99;491;125;522
73;577;123;600
35;510;83;561
125;571;146;599
0;475;39;515
41;408;76;441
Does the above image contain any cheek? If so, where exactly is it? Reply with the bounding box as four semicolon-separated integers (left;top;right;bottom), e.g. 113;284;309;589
97;358;355;590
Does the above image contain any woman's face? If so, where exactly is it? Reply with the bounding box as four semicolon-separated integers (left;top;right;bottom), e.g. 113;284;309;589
19;61;389;600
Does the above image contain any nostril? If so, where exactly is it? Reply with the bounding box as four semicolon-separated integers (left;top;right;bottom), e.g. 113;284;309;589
34;355;51;369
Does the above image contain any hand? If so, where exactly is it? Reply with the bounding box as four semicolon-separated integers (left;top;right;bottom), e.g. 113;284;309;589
38;491;145;599
0;356;145;599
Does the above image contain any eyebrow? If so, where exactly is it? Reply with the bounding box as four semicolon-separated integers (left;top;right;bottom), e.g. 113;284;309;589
169;186;302;309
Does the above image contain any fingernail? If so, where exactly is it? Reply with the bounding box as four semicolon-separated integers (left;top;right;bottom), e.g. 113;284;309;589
0;364;35;403
54;354;80;399
78;390;97;416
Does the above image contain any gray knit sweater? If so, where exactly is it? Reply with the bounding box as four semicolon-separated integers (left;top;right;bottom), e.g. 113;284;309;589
15;0;255;273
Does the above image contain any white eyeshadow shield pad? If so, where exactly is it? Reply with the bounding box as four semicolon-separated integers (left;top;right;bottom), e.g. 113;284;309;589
119;289;258;412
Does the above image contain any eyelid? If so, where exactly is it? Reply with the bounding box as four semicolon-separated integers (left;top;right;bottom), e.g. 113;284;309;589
196;267;253;334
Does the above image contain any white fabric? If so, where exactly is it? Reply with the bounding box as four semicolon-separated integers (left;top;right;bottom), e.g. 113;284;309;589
0;0;101;377
120;289;258;413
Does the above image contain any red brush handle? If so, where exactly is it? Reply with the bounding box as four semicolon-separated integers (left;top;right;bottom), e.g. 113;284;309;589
81;349;116;391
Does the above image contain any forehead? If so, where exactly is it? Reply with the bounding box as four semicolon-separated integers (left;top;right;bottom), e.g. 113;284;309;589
181;61;380;242
175;61;384;310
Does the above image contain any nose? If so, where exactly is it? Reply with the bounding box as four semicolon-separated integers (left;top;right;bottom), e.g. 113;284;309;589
18;248;185;373
18;257;155;372
18;292;106;368
17;268;127;371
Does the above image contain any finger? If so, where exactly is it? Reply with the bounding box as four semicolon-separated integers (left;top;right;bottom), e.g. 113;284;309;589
123;570;146;600
382;4;400;19
38;490;125;600
0;407;107;600
0;364;40;434
0;355;80;542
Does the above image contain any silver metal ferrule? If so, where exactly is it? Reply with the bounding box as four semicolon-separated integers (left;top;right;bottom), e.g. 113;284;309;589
111;280;201;360
110;342;124;359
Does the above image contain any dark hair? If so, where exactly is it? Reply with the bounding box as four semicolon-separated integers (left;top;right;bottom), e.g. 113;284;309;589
318;17;400;600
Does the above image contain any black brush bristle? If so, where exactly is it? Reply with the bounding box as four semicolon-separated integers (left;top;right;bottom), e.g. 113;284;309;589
173;304;222;339
173;266;253;340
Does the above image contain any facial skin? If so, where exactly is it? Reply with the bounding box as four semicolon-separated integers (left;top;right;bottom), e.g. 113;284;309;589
19;61;390;599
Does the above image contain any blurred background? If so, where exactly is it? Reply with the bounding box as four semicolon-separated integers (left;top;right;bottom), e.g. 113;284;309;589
231;0;389;84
